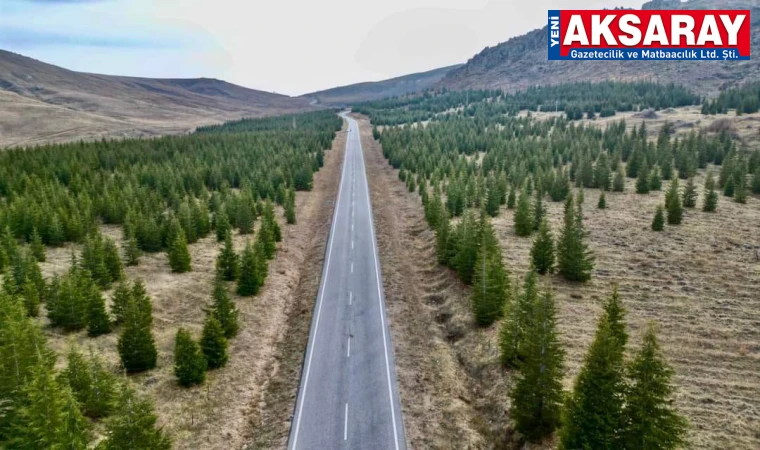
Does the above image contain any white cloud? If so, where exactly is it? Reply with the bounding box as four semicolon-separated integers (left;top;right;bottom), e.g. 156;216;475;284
1;0;645;96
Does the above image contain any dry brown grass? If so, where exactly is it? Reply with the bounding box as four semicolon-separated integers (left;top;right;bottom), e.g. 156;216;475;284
0;50;315;148
245;122;347;449
358;112;760;449
35;123;347;449
522;105;760;148
491;170;760;450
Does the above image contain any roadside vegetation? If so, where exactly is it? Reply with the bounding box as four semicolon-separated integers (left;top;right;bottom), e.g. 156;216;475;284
0;110;341;448
362;81;759;448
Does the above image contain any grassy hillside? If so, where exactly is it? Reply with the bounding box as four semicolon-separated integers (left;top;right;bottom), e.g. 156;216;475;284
439;0;760;96
301;65;461;106
0;50;314;147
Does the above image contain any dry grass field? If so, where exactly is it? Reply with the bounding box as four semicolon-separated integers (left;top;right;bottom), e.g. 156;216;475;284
359;114;760;449
31;122;347;449
0;50;314;148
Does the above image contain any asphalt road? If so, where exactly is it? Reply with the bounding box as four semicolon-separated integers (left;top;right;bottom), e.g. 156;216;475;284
287;113;406;450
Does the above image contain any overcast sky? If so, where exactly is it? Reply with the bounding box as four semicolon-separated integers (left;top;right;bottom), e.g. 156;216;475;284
0;0;644;96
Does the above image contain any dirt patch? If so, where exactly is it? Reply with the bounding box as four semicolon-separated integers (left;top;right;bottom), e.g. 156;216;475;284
39;121;348;449
356;114;512;449
633;108;659;119
244;121;347;449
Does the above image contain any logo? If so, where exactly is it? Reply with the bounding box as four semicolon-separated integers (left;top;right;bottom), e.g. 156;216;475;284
548;9;751;60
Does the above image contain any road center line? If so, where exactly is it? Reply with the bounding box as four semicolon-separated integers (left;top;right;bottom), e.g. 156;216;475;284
289;114;350;450
344;403;349;441
347;336;351;358
350;262;354;273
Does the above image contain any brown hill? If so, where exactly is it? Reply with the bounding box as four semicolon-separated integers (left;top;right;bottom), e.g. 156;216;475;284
301;65;461;106
0;50;314;148
438;0;760;96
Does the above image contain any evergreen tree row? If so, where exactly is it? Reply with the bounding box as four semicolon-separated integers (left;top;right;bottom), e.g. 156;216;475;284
496;282;688;448
356;82;700;126
0;110;341;258
0;291;170;448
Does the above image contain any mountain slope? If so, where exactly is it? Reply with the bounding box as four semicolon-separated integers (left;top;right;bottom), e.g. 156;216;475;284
302;65;461;106
0;50;313;147
438;0;760;96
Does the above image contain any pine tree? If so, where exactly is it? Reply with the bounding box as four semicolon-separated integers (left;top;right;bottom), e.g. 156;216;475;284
652;205;665;231
507;186;516;209
216;231;239;281
167;229;191;273
284;188;297;224
613;169;626;192
623;326;688;450
636;164;650;194
21;277;41;317
111;281;132;325
510;290;564;442
210;276;239;338
0;292;55;438
58;384;91;449
557;195;594;282
499;271;538;368
123;236;141;266
237;240;261;296
451;210;479;284
0;244;7;275
559;290;628;450
81;233;112;289
214;209;232;242
47;267;91;332
531;219;555;274
60;347;118;419
49;214;66;247
702;170;718;212
12;362;89;450
485;188;501;217
256;216;276;261
723;175;735;197
200;316;229;369
514;189;534;236
129;280;153;327
87;284;112;337
253;238;270;286
104;238;124;283
752;170;760;195
598;191;607;209
30;227;45;262
471;219;510;327
117;294;157;373
98;389;172;450
649;166;663;191
681;178;698;208
604;287;628;349
174;328;207;387
734;173;748;204
533;191;545;231
263;200;282;243
665;178;683;225
435;210;451;265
